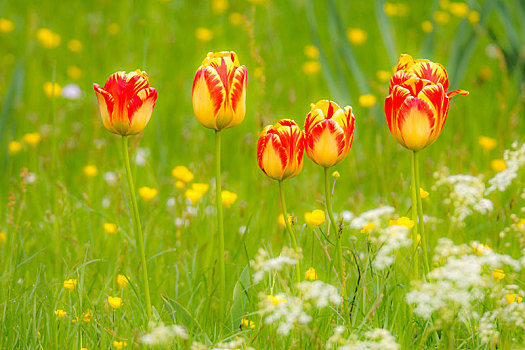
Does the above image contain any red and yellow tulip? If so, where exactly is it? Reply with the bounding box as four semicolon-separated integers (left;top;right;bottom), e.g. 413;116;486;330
257;119;304;181
93;70;157;136
385;54;468;151
192;51;247;130
304;100;355;168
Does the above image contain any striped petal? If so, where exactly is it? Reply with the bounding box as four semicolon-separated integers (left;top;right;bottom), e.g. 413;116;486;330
397;97;435;151
447;89;469;98
389;71;418;93
385;85;411;144
127;87;158;135
306;119;345;168
257;129;288;180
192;66;226;129
93;85;118;134
417;84;446;144
228;65;247;129
409;61;449;91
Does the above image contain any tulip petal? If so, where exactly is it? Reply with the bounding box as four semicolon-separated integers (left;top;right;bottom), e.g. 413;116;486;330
397;97;435;151
257;132;288;180
389;71;418;93
385;85;411;144
127;87;158;135
93;84;118;134
228;65;247;128
409;61;449;91
447;89;469;98
192;67;226;129
306;119;345;168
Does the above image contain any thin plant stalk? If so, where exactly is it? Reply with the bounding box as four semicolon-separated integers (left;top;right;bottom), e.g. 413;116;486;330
121;136;152;320
410;151;419;278
278;180;301;286
215;130;226;316
413;151;430;274
324;167;345;296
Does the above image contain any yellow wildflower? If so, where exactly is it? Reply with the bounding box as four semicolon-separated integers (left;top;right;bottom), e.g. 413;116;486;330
479;136;497;151
360;222;375;234
305;210;326;226
138;187;158;201
229;12;244;26
195;27;213;42
332;170;340;179
67;65;83;80
433;11;450;24
517;219;525;229
358;94;377;108
107;296;122;309
117;274;129;288
389;216;415;229
82;311;92;322
71;317;79;323
376;70;391;82
172;165;194;182
63;279;77;291
8;141;23;155
492;269;504;281
278;214;293;228
304;44;320;59
421;20;433;33
449;2;469;18
440;0;450;9
175;180;185;189
346;28;367;45
185;189;204;204
22;133;42;146
104;223;119;235
67;39;82;52
491;159;506;172
304;267;317;280
43;82;62;98
383;3;398;16
192;183;209;193
302;61;321;75
241;318;256;329
212;0;228;15
472;242;491;256
505;294;523;304
267;294;287;306
36;28;61;48
112;340;127;349
253;66;264;79
54;309;67;319
83;165;98;177
107;23;120;35
420;188;429;198
416;233;421;244
0;18;15;33
0;232;7;244
221;190;238;208
468;10;480;24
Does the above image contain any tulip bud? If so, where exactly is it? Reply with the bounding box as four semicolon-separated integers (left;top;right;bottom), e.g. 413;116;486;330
192;51;247;130
385;54;468;151
93;70;157;136
304;100;355;168
256;119;304;181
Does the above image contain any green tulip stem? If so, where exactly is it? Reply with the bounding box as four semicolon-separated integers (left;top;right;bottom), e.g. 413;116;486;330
413;150;430;274
278;180;301;287
410;150;420;279
215;130;226;317
121;135;152;320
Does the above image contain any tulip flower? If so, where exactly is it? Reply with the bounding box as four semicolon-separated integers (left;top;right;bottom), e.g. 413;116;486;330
304;100;355;168
93;70;157;136
303;100;355;298
384;54;468;278
256;119;305;181
256;119;304;286
192;51;247;316
93;70;157;320
192;51;247;130
385;54;468;151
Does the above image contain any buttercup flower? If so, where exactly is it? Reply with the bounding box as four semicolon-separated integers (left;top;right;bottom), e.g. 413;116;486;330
385;54;468;151
420;187;429;198
93;70;157;136
63;279;77;291
304;100;355;168
505;293;523;304
112;340;127;349
241;318;256;329
82;311;92;322
43;82;62;98
83;165;98;177
491;159;506;172
185;189;204;204
0;19;15;33
54;309;67;319
138;186;158;201
492;269;505;281
305;210;326;226
0;232;6;244
117;274;129;288
172;165;194;182
8;141;22;155
479;136;497;151
192;183;209;193
278;214;293;228
104;223;119;234
192;51;247;130
257;119;305;180
221;190;237;208
22;133;42;146
107;296;122;309
304;267;317;280
389;216;415;229
360;222;376;233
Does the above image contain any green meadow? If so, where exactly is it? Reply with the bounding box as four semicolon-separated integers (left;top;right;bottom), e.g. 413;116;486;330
1;0;524;348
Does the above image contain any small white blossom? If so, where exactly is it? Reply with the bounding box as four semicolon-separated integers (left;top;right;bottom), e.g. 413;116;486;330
298;280;341;308
61;83;82;100
349;206;395;229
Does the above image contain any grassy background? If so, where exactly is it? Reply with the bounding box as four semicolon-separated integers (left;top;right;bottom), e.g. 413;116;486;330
1;0;524;348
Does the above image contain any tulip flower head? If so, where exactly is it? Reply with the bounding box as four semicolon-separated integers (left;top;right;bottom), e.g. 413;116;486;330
93;70;157;136
192;51;247;130
257;119;305;181
385;54;468;151
304;100;355;168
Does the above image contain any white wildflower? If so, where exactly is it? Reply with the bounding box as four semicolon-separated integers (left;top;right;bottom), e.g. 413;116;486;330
326;326;400;350
167;197;176;207
61;83;82;100
340;210;354;222
371;225;412;271
210;336;255;350
298;281;341;308
104;171;118;186
134;147;150;166
349;206;395;229
251;247;301;283
140;322;188;345
259;293;311;336
486;142;525;193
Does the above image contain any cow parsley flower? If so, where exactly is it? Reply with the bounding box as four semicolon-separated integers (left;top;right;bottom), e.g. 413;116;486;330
251;247;301;283
298;280;341;308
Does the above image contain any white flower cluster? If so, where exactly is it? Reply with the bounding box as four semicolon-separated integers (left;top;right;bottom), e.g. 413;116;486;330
251;247;301;283
406;238;522;322
433;170;492;225
349;206;395;229
140;321;188;345
191;337;254;350
479;300;525;345
259;293;312;335
326;326;400;350
298;280;341;308
487;141;525;193
371;225;412;271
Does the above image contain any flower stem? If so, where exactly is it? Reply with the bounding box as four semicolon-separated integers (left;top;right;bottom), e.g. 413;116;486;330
410;151;419;278
215;130;226;317
413;151;430;274
121;136;152;320
324;167;345;296
278;180;301;287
